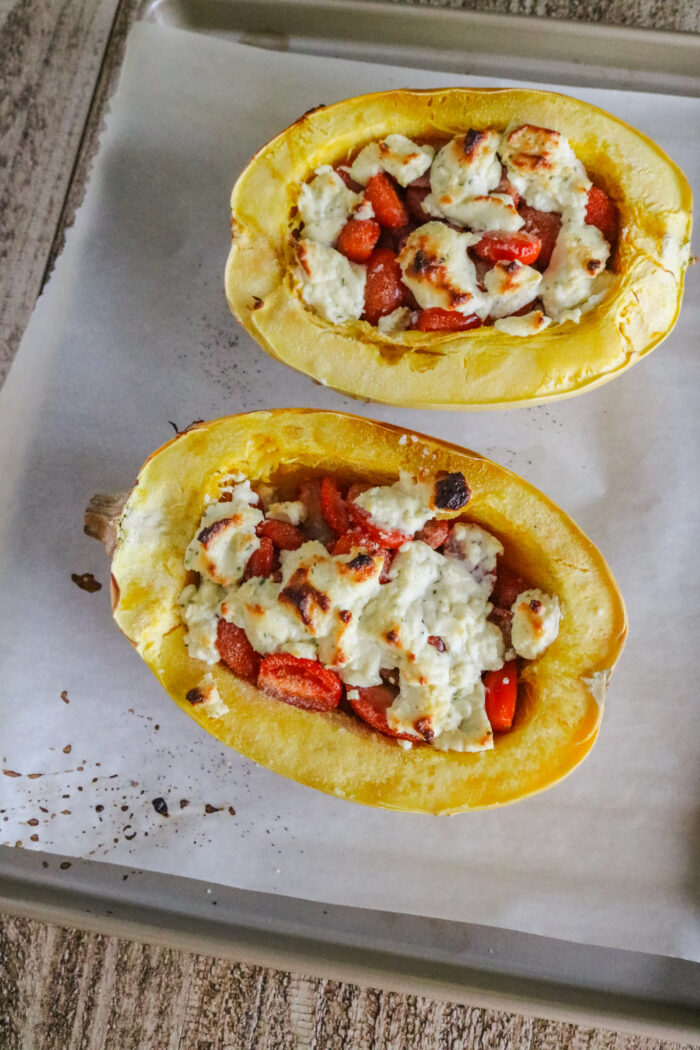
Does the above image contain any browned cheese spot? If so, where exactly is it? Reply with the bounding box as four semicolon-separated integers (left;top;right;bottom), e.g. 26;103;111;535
279;567;330;627
463;129;487;157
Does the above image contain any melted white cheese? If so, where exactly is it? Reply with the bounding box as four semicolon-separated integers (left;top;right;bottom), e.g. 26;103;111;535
297;239;366;324
397;222;485;315
180;478;561;751
348;134;434;187
184;482;262;586
377;306;413;334
298;167;361;245
353;471;435;533
425;130;502;226
437;193;523;233
540;222;609;322
267;501;307;526
443;523;503;594
180;580;222;663
511;588;561;659
483;261;542;319
500;124;591;222
493;309;552;336
192;673;227;718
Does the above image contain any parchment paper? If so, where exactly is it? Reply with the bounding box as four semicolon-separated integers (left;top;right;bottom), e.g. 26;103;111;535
1;22;698;963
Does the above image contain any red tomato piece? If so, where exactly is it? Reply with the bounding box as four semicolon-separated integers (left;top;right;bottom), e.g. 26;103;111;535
257;653;342;712
337;218;381;263
320;477;349;535
414;518;450;549
491;561;530;609
243;536;276;580
518;205;562;271
414;308;483;333
363;248;406;325
484;660;518;732
474;231;541;266
347;502;411;549
258;519;305;551
348;683;418;741
365;172;409;229
406;185;430;222
216;620;260;681
585;186;618;246
332;529;385;556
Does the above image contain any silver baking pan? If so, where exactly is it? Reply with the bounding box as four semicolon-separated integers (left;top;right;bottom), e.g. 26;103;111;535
1;0;698;1037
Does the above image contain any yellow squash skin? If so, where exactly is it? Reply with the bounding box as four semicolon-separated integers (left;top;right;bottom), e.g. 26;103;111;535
225;88;692;410
107;410;627;814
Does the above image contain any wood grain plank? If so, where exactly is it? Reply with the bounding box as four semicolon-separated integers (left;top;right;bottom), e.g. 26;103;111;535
3;915;698;1050
383;0;700;34
0;0;121;383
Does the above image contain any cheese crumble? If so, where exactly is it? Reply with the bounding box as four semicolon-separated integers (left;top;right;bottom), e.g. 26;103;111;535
294;125;616;332
180;478;561;751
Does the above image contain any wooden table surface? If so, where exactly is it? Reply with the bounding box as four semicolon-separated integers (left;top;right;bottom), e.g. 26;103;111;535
1;1;698;1047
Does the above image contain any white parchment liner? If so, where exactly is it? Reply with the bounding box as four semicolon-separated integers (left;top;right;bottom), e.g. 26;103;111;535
0;23;698;962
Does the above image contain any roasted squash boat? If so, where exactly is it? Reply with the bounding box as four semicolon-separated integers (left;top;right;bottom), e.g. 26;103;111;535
225;88;691;409
86;410;627;814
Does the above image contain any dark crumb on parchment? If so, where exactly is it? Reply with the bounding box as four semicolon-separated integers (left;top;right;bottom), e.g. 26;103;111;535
152;797;169;817
204;804;223;814
63;744;72;754
179;799;190;809
71;572;102;593
60;861;71;870
3;770;21;777
61;690;70;703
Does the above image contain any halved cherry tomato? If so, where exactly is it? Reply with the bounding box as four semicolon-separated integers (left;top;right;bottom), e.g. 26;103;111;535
243;536;276;580
365;172;408;229
347;502;411;549
348;683;418;741
474;231;541;266
320;477;349;535
337;218;381;263
258;519;305;551
414;518;450;549
518;205;562;270
414;308;483;333
491;562;530;609
363;248;406;325
216;620;260;681
585;186;618;246
257;653;342;712
484;660;518;731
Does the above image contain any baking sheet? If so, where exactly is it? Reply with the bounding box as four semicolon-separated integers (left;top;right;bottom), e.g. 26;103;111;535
1;22;698;964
